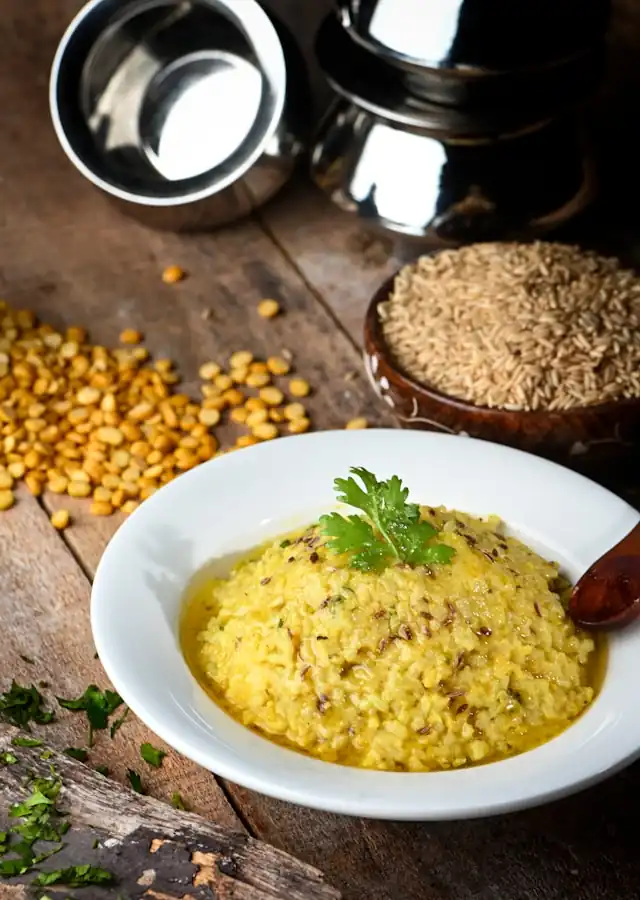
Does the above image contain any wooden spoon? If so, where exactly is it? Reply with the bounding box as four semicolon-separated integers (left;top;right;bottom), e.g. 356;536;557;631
569;522;640;629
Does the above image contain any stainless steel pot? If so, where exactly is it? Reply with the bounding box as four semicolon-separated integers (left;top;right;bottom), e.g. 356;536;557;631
50;0;310;231
317;12;603;122
311;100;595;244
335;0;610;76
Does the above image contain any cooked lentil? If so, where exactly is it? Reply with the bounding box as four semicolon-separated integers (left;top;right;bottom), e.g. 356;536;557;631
184;508;600;771
379;242;640;411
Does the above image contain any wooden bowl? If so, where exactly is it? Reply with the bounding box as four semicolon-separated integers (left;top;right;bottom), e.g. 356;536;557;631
364;273;640;471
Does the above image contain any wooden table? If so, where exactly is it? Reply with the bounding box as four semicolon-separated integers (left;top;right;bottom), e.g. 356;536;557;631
1;2;640;899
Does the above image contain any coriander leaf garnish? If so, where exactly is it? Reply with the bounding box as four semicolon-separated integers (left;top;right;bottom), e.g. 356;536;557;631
127;769;145;794
171;792;188;810
12;736;43;748
57;686;123;747
33;864;114;887
110;705;130;739
0;751;18;765
319;468;455;572
64;748;89;762
140;742;166;768
319;513;390;572
94;764;109;777
0;682;55;729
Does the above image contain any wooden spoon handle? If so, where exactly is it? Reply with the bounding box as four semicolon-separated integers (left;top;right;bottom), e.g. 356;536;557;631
569;521;640;629
604;521;640;558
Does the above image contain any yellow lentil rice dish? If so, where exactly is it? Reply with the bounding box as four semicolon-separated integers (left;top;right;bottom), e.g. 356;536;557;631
183;508;600;772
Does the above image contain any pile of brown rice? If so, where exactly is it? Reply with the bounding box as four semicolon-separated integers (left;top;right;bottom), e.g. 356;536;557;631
378;242;640;411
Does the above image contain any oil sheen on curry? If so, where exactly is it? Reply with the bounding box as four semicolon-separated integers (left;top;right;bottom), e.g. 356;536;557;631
181;469;605;773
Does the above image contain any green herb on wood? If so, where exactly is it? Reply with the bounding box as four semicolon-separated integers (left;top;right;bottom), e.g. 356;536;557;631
63;748;89;762
33;864;114;887
319;468;455;573
0;774;67;875
0;751;18;765
140;742;166;768
127;769;145;794
12;736;43;748
170;792;188;811
57;685;123;747
0;682;55;729
109;705;130;739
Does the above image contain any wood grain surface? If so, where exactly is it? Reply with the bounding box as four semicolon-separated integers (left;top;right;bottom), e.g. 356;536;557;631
0;727;340;900
0;1;639;899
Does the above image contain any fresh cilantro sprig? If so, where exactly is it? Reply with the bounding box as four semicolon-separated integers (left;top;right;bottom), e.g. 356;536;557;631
319;467;455;573
57;686;123;747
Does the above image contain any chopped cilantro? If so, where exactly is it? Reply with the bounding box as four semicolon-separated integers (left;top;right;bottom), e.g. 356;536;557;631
63;748;89;762
0;682;55;729
94;764;109;777
0;774;66;875
109;705;130;739
33;864;114;887
279;539;291;548
127;770;145;794
57;685;123;746
320;468;455;572
1;769;113;887
0;751;18;765
170;792;188;810
12;736;43;747
140;743;166;768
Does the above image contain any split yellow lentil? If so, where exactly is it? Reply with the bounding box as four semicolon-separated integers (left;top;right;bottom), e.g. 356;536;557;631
51;508;70;530
120;329;142;345
0;298;373;524
0;489;14;510
289;378;310;398
257;299;280;318
288;417;311;434
162;265;186;284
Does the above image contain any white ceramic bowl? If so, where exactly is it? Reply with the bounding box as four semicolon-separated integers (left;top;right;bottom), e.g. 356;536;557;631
91;430;640;821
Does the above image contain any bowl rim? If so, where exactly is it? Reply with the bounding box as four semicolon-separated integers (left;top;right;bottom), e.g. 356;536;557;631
364;265;640;421
91;429;640;820
48;0;287;207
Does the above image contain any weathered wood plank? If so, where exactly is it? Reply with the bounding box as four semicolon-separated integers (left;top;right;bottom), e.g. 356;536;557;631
1;4;640;900
0;726;340;900
259;182;402;344
226;765;640;900
0;486;239;827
